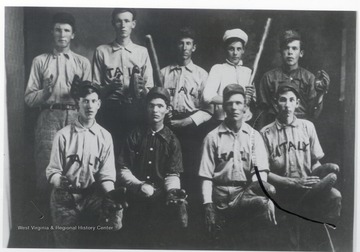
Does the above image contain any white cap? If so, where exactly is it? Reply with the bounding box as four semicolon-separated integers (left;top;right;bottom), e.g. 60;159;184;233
223;28;248;45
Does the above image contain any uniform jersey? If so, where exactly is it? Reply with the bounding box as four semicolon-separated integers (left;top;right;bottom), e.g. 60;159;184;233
260;117;324;178
199;122;269;183
161;61;211;125
118;126;183;189
46;119;116;189
92;40;154;99
203;60;252;120
258;66;317;119
25;50;91;107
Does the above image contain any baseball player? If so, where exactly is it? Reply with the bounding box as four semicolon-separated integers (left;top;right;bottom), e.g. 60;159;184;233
258;29;330;129
93;8;154;155
203;28;256;122
199;84;276;244
46;81;126;248
24;12;91;206
260;81;341;248
160;27;211;215
261;81;341;220
117;87;188;248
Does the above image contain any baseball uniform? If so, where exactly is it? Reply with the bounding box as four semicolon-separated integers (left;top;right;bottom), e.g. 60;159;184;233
93;40;154;154
25;49;91;197
117;125;184;247
260;117;341;219
46;118;116;247
203;60;252;121
199;122;272;211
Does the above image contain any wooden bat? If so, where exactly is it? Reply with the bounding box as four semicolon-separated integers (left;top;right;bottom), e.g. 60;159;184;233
145;34;163;87
249;18;272;86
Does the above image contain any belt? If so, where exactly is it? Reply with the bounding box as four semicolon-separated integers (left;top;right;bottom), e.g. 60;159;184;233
214;181;248;187
42;103;77;110
67;186;95;195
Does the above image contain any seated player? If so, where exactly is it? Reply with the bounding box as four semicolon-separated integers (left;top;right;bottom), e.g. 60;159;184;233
260;81;341;249
199;84;277;245
46;81;126;248
117;87;188;248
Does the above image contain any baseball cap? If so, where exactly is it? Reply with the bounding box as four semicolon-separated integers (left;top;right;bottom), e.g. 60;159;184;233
146;87;171;104
280;29;301;48
223;84;245;102
52;12;76;31
223;29;248;46
276;80;300;98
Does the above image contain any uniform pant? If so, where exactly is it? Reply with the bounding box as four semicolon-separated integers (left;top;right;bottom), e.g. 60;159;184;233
275;163;341;221
34;109;78;199
50;187;104;248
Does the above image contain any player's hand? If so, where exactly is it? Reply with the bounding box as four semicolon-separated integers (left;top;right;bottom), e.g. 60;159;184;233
52;175;72;189
43;74;55;96
139;183;155;197
315;70;330;93
290;176;320;189
266;200;277;225
204;203;217;234
166;189;188;205
109;78;124;92
245;85;256;104
136;75;147;95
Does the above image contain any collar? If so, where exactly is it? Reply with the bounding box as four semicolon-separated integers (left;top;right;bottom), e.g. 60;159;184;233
226;59;243;67
218;121;250;135
111;40;135;53
52;49;71;59
169;60;195;73
146;125;172;144
73;118;101;135
275;116;300;130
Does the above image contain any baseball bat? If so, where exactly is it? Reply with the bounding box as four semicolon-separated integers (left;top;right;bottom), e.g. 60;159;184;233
249;18;272;86
145;34;163;87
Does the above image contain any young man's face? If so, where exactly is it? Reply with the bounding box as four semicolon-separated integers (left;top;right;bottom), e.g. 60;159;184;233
223;93;246;122
112;12;136;39
226;41;244;65
52;23;75;50
147;98;169;124
78;92;101;121
281;40;303;68
277;90;299;120
177;37;196;61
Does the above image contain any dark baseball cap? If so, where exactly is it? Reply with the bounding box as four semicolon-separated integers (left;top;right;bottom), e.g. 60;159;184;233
223;84;245;102
78;81;101;98
52;12;76;31
276;80;300;98
146;87;171;104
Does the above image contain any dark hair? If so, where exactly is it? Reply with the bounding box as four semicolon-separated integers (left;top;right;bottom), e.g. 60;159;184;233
176;27;197;44
146;94;170;106
77;86;100;99
112;8;137;23
52;12;76;32
279;29;304;50
224;37;245;49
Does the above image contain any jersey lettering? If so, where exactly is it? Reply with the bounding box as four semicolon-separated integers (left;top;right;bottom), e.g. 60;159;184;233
67;154;82;167
274;141;310;157
220;151;234;162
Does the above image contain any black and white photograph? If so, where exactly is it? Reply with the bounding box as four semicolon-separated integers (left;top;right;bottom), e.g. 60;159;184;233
3;2;358;251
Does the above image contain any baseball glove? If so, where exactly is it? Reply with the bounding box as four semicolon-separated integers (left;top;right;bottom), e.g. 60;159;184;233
166;189;188;228
70;74;82;100
99;187;128;231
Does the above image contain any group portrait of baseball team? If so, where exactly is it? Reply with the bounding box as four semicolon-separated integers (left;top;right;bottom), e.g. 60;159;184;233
24;7;343;250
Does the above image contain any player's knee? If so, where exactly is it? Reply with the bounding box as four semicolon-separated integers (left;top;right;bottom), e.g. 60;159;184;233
324;163;340;174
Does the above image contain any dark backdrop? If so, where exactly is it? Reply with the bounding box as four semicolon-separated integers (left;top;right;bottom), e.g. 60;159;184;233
6;6;356;251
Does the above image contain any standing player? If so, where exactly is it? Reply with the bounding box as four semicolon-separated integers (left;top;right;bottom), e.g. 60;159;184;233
46;81;126;248
160;27;211;213
203;28;256;122
258;29;330;128
93;8;154;154
260;81;341;249
117;87;188;248
199;84;276;246
24;12;91;206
